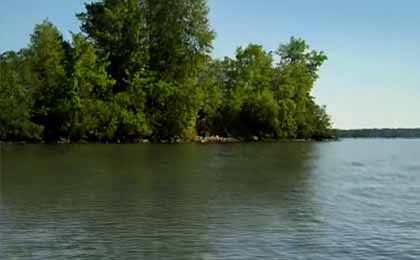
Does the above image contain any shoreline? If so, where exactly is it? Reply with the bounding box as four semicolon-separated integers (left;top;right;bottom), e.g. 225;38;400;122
0;135;336;145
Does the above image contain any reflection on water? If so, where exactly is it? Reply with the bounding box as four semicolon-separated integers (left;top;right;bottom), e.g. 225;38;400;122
1;140;420;259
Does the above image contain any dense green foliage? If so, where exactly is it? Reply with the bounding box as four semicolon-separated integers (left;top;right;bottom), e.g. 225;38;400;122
0;0;333;143
336;129;420;138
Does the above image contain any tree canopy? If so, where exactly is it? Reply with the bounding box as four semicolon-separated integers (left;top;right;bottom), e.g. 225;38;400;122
0;0;333;143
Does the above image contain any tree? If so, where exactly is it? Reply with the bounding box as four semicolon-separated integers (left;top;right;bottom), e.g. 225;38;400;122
275;37;328;139
144;79;202;139
64;33;116;141
145;0;215;81
79;0;216;140
0;52;43;141
26;20;67;141
195;59;223;136
311;103;333;140
238;90;279;139
210;45;276;137
143;0;215;139
78;0;148;90
233;44;274;94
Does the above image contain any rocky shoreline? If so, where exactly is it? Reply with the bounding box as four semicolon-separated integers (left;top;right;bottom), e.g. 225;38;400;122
138;135;327;144
1;135;337;145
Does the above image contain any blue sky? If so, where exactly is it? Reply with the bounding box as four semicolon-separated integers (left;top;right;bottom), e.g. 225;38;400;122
1;0;419;129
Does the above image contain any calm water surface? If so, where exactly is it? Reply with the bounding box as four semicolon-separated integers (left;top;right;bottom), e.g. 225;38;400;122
1;139;420;259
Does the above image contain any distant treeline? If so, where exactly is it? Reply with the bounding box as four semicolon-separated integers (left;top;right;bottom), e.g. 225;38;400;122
336;129;420;138
0;0;333;143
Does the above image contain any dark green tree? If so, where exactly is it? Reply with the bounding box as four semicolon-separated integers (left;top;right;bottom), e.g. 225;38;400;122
143;0;215;139
78;0;148;90
211;45;276;137
63;33;117;141
145;0;215;81
238;89;280;139
0;52;43;141
26;20;68;141
195;58;223;136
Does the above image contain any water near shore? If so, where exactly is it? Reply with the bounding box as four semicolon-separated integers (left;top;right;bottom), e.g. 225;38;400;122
1;139;420;259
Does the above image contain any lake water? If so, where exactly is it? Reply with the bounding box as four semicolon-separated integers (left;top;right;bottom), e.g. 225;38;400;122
1;139;420;259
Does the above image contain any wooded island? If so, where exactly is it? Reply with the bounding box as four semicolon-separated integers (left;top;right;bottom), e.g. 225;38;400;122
0;0;333;143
